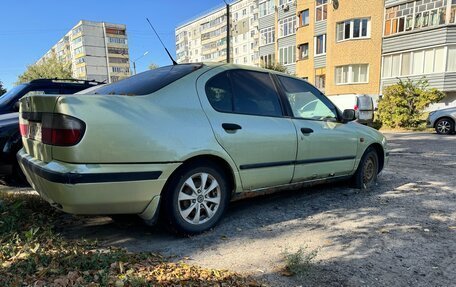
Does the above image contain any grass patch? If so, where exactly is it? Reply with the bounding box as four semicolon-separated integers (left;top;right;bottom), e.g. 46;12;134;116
0;192;263;286
281;246;318;277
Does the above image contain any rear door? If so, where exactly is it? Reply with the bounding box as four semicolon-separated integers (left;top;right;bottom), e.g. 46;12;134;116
276;75;358;181
196;68;297;191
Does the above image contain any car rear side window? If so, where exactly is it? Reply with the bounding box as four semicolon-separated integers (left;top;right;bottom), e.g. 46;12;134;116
205;72;233;113
91;64;203;96
205;70;283;117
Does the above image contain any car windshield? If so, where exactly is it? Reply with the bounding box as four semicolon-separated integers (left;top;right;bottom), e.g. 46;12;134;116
0;84;27;106
91;64;203;96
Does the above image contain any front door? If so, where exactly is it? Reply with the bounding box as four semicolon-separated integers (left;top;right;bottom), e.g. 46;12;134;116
196;68;298;190
276;75;358;181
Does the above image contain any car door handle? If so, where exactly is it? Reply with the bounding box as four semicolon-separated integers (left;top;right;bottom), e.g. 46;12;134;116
301;128;314;134
222;123;242;131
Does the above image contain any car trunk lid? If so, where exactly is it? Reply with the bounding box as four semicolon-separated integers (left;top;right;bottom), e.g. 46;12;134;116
19;94;60;162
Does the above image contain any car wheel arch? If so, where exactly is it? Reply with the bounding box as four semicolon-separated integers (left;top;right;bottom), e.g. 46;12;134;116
161;155;237;199
361;143;385;173
434;117;455;130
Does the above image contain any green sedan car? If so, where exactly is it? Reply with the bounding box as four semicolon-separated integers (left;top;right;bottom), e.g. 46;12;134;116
17;63;388;235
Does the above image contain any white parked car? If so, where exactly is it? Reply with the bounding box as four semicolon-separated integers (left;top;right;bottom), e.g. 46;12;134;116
329;94;377;125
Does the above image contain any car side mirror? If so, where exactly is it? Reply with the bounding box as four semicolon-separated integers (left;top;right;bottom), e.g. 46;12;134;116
342;109;356;123
13;101;20;111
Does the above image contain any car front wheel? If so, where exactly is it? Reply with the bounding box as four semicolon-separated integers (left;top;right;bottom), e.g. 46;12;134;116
352;147;379;189
435;118;454;135
162;162;230;235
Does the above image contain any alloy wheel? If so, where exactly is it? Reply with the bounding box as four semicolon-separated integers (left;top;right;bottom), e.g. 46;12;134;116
436;120;451;134
178;172;221;225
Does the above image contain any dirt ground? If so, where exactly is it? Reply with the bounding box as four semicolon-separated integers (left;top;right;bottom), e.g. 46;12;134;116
2;132;455;286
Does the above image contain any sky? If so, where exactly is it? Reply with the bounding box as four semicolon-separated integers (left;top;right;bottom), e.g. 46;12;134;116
0;0;227;90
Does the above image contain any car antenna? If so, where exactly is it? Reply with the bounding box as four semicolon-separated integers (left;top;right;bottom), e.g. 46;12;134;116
146;18;177;66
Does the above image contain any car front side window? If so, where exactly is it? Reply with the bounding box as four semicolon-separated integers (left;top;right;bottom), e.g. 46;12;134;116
278;75;337;121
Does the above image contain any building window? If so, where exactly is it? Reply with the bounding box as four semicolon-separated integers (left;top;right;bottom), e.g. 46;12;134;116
299;10;310;27
448;46;456;71
106;28;126;35
315;73;326;91
314;34;326;55
72;36;83;45
279;46;296;65
260;53;275;66
384;0;447;36
72;25;83;35
279;16;297;37
108;37;127;44
112;66;130;73
316;0;327;22
260;27;275;45
74;57;85;64
335;64;369;85
73;46;84;55
259;0;274;17
298;43;309;60
382;47;447;78
336;18;370;41
109;57;129;64
279;0;293;4
108;47;128;55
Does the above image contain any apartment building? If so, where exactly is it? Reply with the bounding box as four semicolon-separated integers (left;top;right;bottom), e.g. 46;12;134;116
295;0;383;95
38;20;131;83
381;0;456;106
176;6;227;63
258;0;297;74
176;0;259;66
231;0;260;65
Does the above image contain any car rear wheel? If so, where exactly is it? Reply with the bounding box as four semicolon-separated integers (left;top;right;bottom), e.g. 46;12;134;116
435;118;454;135
161;162;230;235
352;147;379;190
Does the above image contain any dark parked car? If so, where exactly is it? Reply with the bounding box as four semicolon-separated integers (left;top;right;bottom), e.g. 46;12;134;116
0;79;100;182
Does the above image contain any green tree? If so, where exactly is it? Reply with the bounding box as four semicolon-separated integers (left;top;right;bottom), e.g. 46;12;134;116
261;62;287;73
377;78;445;128
16;53;72;84
0;81;6;96
148;63;160;70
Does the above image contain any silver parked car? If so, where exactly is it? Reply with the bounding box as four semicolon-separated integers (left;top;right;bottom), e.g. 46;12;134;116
427;107;456;135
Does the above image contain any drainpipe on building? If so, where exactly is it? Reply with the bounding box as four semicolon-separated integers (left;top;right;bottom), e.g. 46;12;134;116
225;1;230;63
102;22;112;83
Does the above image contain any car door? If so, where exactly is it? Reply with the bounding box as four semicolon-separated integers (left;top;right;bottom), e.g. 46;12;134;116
196;68;298;191
276;75;358;182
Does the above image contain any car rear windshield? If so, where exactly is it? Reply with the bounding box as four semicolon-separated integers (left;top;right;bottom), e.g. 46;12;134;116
91;64;203;96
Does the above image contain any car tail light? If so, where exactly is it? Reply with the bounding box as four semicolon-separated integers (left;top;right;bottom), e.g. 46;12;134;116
354;105;359;111
20;113;85;146
19;123;29;137
41;114;86;146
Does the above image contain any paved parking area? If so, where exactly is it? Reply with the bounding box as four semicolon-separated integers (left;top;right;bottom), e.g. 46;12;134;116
2;132;455;286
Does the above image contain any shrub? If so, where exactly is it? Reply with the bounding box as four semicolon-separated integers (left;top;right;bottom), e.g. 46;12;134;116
377;78;445;128
261;62;288;73
282;246;318;276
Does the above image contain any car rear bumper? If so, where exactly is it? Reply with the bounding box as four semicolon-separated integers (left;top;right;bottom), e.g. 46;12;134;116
17;149;180;217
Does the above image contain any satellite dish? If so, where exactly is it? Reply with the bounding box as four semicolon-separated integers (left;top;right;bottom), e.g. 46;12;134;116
333;0;339;9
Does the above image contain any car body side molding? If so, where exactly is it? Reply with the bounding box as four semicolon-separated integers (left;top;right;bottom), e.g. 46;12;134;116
239;156;357;170
17;154;162;185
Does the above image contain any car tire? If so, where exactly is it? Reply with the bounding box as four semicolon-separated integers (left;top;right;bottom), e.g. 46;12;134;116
352;147;379;190
161;161;230;236
435;118;454;135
